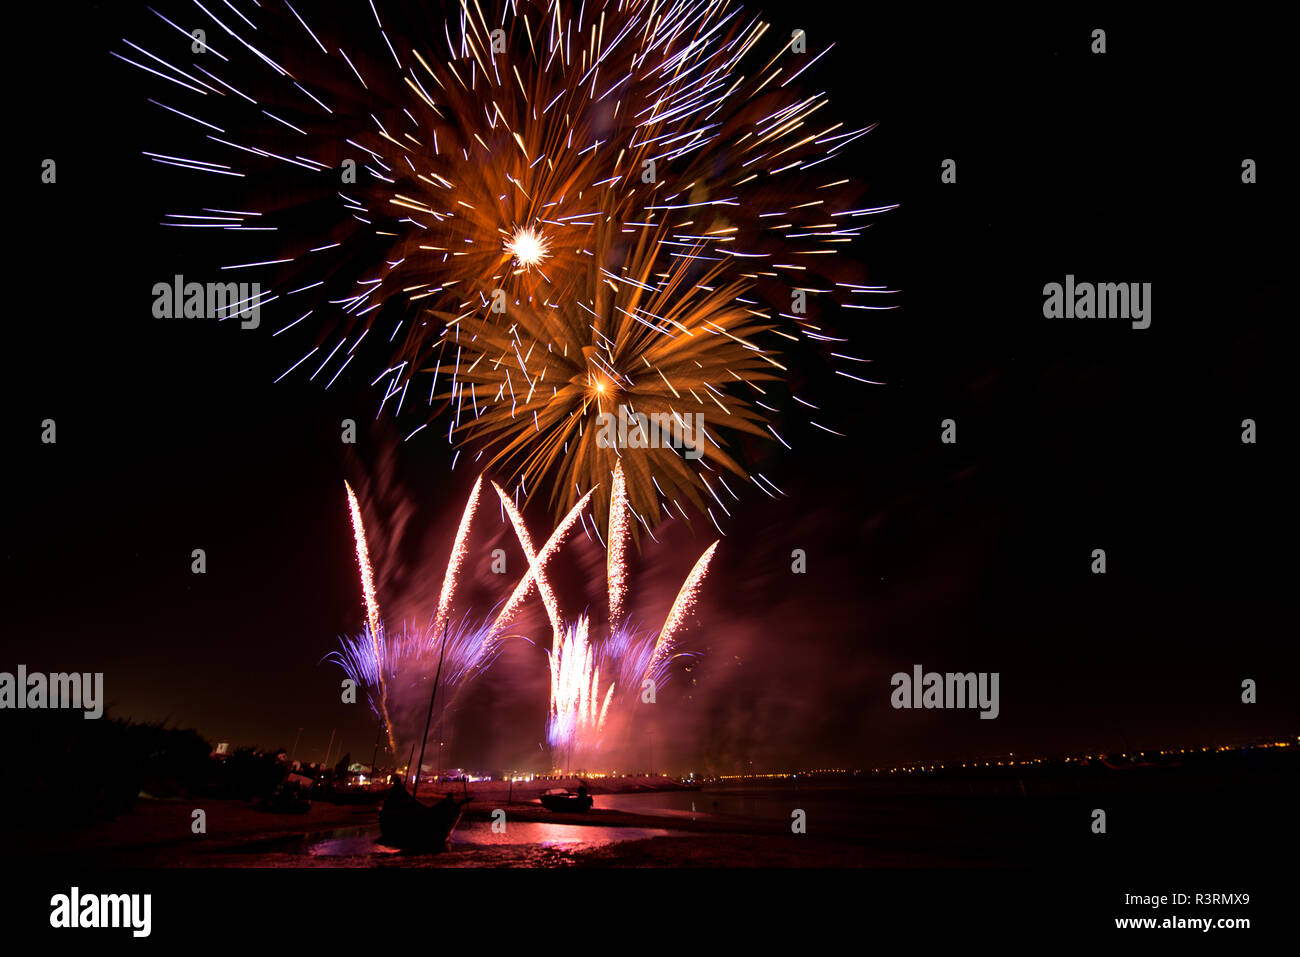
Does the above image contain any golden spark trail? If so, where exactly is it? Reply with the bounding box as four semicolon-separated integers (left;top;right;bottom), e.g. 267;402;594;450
345;481;383;644
487;489;594;646
492;481;564;637
434;474;484;638
548;616;616;763
607;460;630;627
644;540;720;680
344;481;397;756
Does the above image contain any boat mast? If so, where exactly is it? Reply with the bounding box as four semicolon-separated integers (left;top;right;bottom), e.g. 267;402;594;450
413;621;450;800
368;716;385;791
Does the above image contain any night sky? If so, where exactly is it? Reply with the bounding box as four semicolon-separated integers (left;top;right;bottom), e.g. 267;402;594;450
5;3;1293;773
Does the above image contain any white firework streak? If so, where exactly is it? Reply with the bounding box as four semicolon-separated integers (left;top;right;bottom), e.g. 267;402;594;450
330;476;509;755
547;616;616;752
487;486;594;645
605;620;666;696
493;481;564;637
643;540;720;681
345;480;383;643
607;460;630;628
543;488;719;757
433;473;483;638
324;625;387;703
344;480;395;754
324;613;502;718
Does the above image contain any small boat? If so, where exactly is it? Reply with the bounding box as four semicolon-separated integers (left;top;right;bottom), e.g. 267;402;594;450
539;786;594;813
377;621;469;851
379;780;467;851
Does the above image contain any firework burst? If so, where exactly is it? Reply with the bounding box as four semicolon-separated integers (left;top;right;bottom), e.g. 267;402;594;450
441;223;780;531
327;474;537;753
546;616;616;755
120;0;894;527
325;612;499;724
497;460;718;764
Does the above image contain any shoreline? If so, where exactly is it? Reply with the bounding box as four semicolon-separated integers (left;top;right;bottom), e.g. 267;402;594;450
16;763;1294;868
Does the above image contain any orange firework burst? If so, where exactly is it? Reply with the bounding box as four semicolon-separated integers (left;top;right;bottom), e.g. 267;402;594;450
436;223;780;530
122;0;893;529
503;225;552;270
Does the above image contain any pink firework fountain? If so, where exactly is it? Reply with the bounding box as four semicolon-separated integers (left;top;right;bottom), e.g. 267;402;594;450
495;461;719;768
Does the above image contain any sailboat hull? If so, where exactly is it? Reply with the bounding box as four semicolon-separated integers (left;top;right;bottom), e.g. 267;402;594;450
379;783;466;851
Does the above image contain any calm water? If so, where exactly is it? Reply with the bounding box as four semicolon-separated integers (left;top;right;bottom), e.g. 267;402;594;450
599;787;880;833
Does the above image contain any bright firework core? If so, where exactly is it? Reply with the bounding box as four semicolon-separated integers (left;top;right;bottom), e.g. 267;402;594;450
504;226;550;269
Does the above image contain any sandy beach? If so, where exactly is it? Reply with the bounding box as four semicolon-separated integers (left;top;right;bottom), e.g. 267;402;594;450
17;758;1295;870
19;776;959;867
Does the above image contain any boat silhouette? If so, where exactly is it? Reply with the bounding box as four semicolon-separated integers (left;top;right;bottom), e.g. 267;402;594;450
539;785;594;812
379;780;467;851
376;620;469;851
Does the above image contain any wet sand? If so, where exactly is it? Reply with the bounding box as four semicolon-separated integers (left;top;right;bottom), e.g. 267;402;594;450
19;768;1293;868
20;785;986;867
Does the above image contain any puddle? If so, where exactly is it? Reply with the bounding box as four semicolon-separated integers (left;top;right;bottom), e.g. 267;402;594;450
303;821;681;857
453;820;678;849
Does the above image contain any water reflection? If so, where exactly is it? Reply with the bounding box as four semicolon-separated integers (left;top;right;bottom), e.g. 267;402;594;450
453;821;675;848
305;821;678;857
